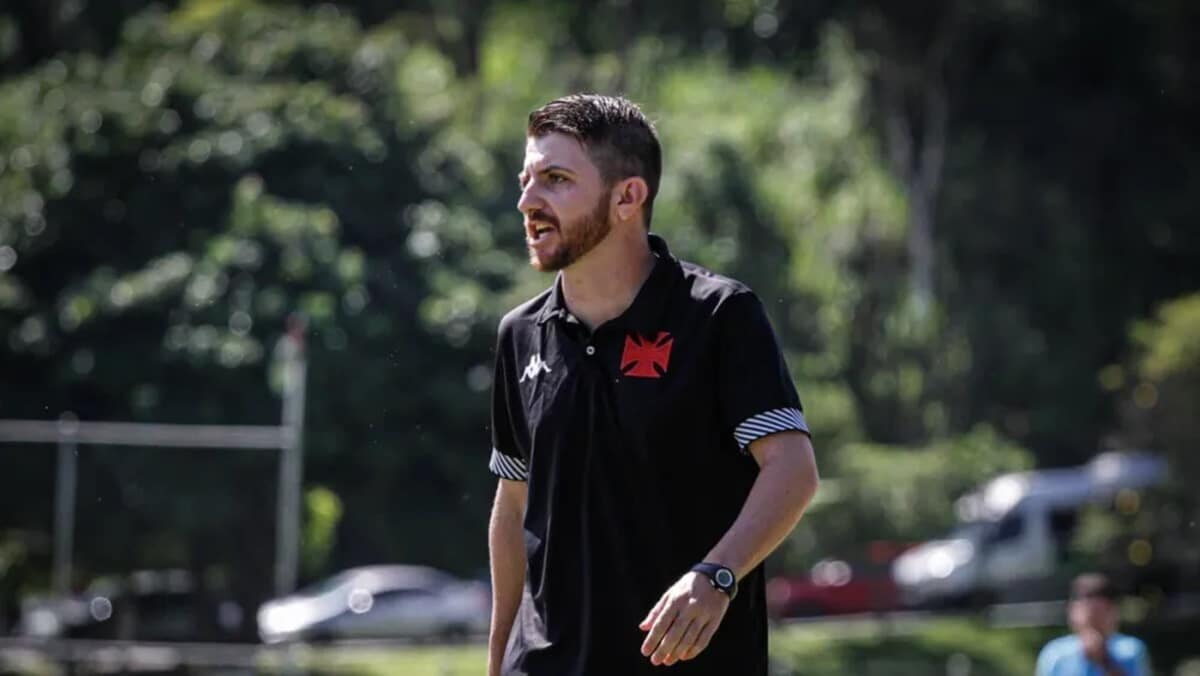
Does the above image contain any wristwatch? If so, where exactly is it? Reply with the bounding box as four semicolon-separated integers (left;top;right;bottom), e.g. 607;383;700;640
691;562;738;601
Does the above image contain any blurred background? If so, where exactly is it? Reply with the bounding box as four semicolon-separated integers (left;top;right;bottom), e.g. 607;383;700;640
1;0;1198;674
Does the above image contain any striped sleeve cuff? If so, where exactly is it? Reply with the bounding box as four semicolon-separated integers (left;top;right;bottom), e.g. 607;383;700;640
733;407;809;451
489;448;529;481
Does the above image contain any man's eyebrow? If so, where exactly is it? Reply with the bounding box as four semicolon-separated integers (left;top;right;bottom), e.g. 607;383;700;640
519;164;576;186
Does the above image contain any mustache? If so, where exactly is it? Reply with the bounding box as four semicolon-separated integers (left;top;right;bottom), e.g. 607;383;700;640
527;209;559;228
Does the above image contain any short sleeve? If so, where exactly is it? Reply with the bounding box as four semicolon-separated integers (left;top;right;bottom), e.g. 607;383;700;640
488;324;530;481
1131;639;1151;676
1034;637;1069;676
715;291;809;452
1034;645;1055;676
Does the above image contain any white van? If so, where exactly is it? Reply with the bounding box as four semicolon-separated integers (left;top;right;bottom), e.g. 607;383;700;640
891;452;1167;607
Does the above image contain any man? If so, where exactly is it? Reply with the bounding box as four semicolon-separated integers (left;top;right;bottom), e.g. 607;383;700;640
486;93;819;676
1036;573;1151;676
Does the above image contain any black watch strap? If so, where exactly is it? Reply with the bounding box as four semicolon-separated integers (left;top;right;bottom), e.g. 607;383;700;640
691;562;738;601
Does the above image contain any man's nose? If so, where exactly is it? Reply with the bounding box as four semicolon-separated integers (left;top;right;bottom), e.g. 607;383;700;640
517;183;542;216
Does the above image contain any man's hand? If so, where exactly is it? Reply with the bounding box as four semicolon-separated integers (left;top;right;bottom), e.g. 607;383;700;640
1081;628;1126;676
1081;627;1107;663
638;572;730;666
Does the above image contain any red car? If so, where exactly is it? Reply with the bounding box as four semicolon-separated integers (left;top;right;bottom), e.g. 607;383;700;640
767;546;907;618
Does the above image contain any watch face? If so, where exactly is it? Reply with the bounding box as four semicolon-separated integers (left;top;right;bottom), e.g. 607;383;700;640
715;569;734;588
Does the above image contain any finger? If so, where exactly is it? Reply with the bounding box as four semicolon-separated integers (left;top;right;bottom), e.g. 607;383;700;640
665;616;704;665
651;614;694;666
686;619;720;660
640;604;680;657
639;594;668;631
672;614;705;662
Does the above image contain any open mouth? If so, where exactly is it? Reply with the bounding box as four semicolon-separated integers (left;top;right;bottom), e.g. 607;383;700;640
528;224;557;243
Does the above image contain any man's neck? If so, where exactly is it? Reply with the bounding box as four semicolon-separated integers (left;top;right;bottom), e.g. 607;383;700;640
560;228;655;331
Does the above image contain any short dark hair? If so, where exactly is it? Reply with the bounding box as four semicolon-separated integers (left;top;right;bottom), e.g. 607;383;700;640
527;94;662;229
1071;573;1118;601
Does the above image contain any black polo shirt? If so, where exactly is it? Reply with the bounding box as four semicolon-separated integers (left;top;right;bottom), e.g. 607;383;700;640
488;234;809;676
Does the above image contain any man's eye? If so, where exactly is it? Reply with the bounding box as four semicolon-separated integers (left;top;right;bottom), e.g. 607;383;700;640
548;174;567;184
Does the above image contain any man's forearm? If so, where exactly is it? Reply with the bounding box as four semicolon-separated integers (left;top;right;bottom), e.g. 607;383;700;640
488;481;527;676
704;432;818;578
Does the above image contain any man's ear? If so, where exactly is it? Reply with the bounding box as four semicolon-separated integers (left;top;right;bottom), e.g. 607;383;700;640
613;177;649;223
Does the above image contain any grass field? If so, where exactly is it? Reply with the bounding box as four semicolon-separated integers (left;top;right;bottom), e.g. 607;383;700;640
272;615;1200;676
266;619;1047;676
8;615;1195;675
278;643;488;675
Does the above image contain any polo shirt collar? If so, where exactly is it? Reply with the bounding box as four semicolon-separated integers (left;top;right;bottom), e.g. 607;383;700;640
535;267;572;324
535;234;680;332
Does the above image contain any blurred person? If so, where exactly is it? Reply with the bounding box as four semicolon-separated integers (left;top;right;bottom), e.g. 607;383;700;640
486;93;819;676
1036;573;1151;676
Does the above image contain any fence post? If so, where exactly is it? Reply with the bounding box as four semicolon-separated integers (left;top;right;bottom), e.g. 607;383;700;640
52;413;79;595
275;316;308;598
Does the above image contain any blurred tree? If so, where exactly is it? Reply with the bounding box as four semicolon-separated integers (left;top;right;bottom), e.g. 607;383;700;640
780;425;1034;568
1;0;181;75
908;0;1200;461
301;485;343;579
1122;294;1200;470
0;0;1198;626
1107;294;1200;596
0;0;507;627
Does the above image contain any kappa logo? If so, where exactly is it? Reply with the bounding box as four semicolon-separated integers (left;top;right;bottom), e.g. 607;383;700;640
621;332;674;379
518;353;552;383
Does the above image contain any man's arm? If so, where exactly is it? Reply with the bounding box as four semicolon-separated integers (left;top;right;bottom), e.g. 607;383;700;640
639;431;818;666
704;431;819;576
488;478;527;676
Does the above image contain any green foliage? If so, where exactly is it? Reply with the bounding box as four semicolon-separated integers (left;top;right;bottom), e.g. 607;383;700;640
6;0;901;596
1131;294;1200;495
301;485;343;579
771;619;1046;676
1127;293;1200;470
838;426;1034;536
1;0;1198;625
781;426;1034;568
1135;295;1200;379
1085;293;1200;599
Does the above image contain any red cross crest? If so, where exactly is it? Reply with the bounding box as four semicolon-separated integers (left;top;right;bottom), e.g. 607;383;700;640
620;332;674;379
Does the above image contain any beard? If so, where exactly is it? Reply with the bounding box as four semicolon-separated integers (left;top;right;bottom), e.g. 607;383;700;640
528;194;612;272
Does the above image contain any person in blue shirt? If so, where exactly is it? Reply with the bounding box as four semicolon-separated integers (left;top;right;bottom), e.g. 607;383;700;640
1037;573;1151;676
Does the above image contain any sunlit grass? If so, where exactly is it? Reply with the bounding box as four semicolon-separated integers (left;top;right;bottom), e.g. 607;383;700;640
263;620;1049;676
260;643;488;676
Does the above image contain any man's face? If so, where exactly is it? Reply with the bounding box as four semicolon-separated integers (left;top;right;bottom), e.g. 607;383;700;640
517;132;613;272
1069;596;1119;636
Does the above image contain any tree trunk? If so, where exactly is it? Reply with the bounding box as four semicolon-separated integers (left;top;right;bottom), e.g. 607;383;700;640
877;10;955;312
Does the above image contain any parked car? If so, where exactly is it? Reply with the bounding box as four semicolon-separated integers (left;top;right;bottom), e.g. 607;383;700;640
891;451;1168;608
767;554;901;619
19;568;244;641
256;564;489;644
